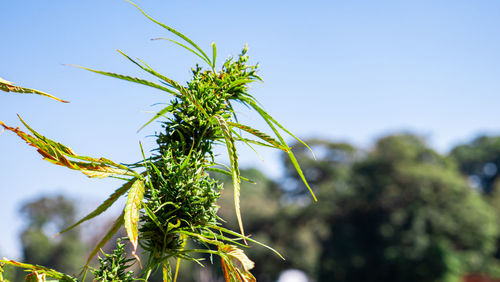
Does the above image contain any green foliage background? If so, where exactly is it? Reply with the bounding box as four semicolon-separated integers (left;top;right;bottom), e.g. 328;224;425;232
214;134;500;282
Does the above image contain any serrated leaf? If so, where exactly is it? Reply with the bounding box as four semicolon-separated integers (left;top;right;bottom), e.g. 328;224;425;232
228;122;286;151
25;271;46;282
68;64;179;97
84;211;125;269
153;38;212;67
206;167;255;184
116;50;182;97
0;77;68;103
0;117;134;178
138;104;175;132
214;115;246;243
0;259;76;282
127;1;212;65
248;101;316;159
115;50;208;118
57;177;137;235
219;245;256;282
124;179;145;254
243;100;317;201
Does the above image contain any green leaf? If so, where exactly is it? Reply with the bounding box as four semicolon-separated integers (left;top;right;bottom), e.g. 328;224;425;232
206;167;255;184
228;122;287;151
127;1;212;65
152;38;212;67
84;210;125;269
116;50;182;97
68;64;180;97
138;104;175;132
214;115;246;243
233;137;280;149
57;177;137;235
244;100;318;201
143;204;163;231
249;101;316;159
0;77;69;103
287;150;317;201
124;178;146;254
230;128;262;159
117;53;209;118
211;42;217;68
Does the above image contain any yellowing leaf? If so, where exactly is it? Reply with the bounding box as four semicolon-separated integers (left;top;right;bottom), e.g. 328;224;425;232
25;272;46;282
0;76;68;103
0;259;74;281
0;117;134;178
219;245;255;282
124;179;145;257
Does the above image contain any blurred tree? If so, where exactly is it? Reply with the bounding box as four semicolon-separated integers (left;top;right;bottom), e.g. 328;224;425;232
450;135;500;194
450;136;500;262
20;195;86;276
318;134;498;282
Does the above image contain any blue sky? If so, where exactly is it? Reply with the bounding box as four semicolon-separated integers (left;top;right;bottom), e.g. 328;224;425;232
1;0;500;258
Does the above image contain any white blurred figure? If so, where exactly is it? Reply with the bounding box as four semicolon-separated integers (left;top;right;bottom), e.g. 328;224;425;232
277;269;309;282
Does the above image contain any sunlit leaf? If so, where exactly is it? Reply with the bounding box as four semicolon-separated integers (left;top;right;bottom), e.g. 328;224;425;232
153;38;212;67
67;64;179;97
0;77;69;103
116;50;182;97
215;115;246;243
0;259;76;282
228;122;287;151
24;271;46;282
138;105;175;132
211;42;217;68
243;100;318;201
127;0;212;67
219;245;256;282
124;179;145;256
115;51;208;118
206;167;255;184
248;100;316;159
0;117;134;178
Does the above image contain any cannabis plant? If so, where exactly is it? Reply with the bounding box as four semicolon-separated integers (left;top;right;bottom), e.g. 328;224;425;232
92;239;135;282
1;2;315;281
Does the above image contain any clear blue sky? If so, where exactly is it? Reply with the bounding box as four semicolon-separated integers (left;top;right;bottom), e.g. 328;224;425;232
2;0;500;258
